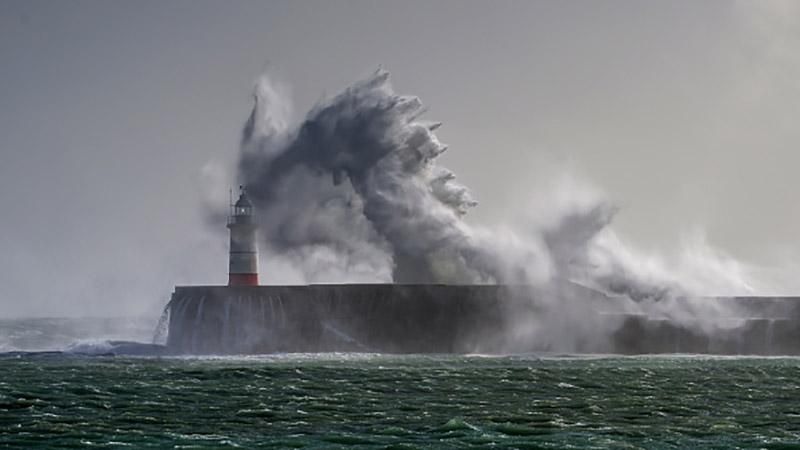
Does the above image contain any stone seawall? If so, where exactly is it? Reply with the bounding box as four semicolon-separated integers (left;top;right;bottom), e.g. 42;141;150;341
166;285;800;355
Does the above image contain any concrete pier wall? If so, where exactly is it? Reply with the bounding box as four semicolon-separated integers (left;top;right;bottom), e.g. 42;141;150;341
166;285;800;355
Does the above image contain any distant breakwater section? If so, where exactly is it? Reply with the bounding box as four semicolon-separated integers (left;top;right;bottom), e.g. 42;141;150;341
166;285;800;355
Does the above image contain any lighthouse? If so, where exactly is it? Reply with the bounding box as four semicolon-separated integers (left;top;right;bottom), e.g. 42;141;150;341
227;186;259;286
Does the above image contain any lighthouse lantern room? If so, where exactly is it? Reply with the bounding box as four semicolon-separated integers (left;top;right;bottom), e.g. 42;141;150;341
227;186;259;286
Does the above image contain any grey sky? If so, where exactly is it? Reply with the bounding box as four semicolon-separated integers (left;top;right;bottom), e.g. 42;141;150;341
0;0;798;317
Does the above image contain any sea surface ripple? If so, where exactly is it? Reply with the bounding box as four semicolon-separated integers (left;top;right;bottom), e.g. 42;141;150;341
2;353;800;448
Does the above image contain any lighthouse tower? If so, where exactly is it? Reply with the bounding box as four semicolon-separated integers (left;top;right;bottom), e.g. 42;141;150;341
227;186;259;286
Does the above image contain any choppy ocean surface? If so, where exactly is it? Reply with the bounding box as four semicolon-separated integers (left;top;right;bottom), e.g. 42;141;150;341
2;319;800;448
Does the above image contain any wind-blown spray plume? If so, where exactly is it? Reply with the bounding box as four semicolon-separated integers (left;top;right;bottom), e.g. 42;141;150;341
236;69;756;350
240;69;508;284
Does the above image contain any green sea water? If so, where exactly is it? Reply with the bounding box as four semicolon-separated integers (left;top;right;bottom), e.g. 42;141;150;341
2;353;800;449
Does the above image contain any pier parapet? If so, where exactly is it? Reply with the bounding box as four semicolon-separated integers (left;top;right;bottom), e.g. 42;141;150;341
166;284;800;355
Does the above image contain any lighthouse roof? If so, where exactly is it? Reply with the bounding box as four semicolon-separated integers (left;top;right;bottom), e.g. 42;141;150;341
234;191;253;208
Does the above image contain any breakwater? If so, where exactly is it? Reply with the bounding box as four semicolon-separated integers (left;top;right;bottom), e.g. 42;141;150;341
166;285;800;355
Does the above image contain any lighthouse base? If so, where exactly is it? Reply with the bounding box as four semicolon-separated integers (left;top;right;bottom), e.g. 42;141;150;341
228;273;259;286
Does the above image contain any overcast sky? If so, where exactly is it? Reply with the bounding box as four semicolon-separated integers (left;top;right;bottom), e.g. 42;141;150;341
1;0;798;317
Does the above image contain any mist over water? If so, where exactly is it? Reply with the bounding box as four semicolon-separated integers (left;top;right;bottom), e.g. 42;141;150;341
0;317;155;353
235;69;761;349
